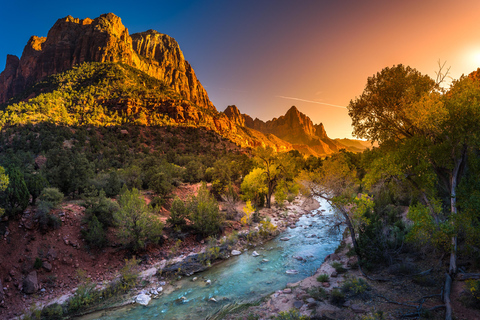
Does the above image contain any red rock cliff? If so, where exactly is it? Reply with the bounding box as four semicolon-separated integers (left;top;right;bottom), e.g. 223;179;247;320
0;13;214;111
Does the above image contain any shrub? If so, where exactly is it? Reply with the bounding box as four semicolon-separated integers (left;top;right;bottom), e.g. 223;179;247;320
82;215;107;248
465;279;480;308
273;309;309;320
167;197;188;231
316;274;329;282
82;189;118;228
258;218;278;238
331;261;346;273
38;187;64;207
188;183;224;238
34;257;43;269
119;258;139;290
341;277;370;297
330;288;346;305
114;187;163;251
307;286;327;301
40;303;63;320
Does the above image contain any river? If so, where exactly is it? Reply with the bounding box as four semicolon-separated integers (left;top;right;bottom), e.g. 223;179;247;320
83;197;343;320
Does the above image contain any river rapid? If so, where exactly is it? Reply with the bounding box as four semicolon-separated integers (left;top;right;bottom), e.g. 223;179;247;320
84;197;343;320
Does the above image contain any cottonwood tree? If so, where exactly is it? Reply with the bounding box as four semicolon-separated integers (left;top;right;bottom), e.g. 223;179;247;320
349;64;480;319
298;152;372;256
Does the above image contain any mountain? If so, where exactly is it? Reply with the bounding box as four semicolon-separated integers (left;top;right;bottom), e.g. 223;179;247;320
0;13;371;157
223;105;370;156
0;13;213;110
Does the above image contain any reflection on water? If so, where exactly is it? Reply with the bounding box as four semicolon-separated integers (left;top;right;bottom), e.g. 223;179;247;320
84;198;343;320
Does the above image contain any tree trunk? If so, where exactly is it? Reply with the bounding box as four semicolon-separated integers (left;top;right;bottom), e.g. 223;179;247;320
339;207;360;257
449;155;463;275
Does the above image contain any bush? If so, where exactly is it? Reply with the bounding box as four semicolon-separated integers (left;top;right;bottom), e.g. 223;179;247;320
466;279;480;308
34;257;43;269
114;187;163;251
82;215;107;248
273;309;309;320
316;274;329;282
119;258;139;290
40;303;63;320
188;183;224;238
82;189;119;228
167;197;188;231
39;187;64;207
341;277;370;297
331;261;346;273
307;286;327;301
330;288;346;305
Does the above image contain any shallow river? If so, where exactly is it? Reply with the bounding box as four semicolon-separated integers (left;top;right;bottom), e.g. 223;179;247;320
86;198;343;320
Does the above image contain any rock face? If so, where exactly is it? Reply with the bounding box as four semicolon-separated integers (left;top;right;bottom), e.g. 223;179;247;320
0;13;214;110
223;105;347;155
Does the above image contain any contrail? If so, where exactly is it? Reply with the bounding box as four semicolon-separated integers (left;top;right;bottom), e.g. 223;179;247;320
276;95;346;108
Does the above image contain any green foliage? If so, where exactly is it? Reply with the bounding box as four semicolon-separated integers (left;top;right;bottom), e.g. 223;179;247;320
331;261;346;273
307;286;327;301
67;269;98;312
25;173;48;205
114;187;163;251
45;148;94;196
119;258;139;290
82;189;118;228
241;167;267;207
1;166;29;217
34;257;43;269
40;303;63;320
167;197;188;231
188;183;224;238
341;277;370;297
273;309;309;320
329;288;346;305
82;215;107;248
316;274;329;282
258;218;278;238
38;187;64;207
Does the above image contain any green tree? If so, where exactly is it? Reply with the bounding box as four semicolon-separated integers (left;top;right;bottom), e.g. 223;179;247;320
1;166;29;217
114;187;163;251
188;183;224;237
25;172;48;205
348;65;480;277
241;167;267;207
167;196;188;231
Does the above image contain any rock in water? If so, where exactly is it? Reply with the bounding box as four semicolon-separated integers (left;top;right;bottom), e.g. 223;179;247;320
231;250;242;256
252;251;260;257
205;279;212;285
209;297;217;302
280;237;290;241
136;293;151;306
286;269;298;274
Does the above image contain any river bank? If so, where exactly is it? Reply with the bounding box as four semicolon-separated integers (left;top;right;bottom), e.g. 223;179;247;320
10;194;322;319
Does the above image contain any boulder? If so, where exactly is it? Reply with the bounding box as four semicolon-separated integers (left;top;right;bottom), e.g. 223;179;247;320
231;250;242;256
23;271;39;294
280;237;290;241
286;269;298;274
252;251;260;257
293;300;303;309
136;293;151;306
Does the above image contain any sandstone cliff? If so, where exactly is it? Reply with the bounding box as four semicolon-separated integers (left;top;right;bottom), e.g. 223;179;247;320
0;13;214;110
223;105;354;155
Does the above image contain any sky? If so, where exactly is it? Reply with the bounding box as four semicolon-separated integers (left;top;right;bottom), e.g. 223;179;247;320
2;0;480;139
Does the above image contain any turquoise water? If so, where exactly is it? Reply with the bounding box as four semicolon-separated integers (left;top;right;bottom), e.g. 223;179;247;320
86;198;342;320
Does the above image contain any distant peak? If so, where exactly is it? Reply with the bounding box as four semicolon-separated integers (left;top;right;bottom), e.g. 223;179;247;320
287;106;299;113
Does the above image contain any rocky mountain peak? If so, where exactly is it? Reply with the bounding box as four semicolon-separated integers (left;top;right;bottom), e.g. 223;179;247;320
0;13;214;110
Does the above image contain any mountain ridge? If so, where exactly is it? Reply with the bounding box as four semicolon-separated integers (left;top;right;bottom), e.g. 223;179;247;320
0;13;371;156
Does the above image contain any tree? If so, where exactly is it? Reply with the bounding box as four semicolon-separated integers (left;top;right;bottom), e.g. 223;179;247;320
348;64;480;278
167;196;188;231
188;183;224;238
241;167;268;207
1;166;29;217
114;187;163;251
298;152;370;255
253;146;297;208
25;172;48;205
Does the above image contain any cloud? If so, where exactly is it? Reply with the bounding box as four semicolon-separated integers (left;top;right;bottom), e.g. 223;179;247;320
275;95;346;108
